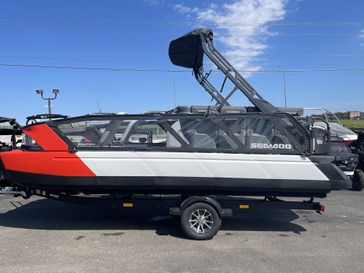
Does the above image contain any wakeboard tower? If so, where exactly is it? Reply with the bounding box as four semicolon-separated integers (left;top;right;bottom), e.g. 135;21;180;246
0;29;350;198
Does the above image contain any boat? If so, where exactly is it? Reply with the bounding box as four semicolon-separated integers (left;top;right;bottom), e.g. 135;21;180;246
280;108;358;145
0;29;350;198
281;108;358;145
303;108;358;145
280;107;359;178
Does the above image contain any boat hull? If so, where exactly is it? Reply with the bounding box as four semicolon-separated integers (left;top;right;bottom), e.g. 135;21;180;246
1;151;335;198
5;171;330;197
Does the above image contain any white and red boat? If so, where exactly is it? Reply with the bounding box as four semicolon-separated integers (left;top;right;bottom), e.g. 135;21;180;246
0;29;349;198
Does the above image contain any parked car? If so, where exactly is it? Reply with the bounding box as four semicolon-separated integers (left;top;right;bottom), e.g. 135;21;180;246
351;130;364;191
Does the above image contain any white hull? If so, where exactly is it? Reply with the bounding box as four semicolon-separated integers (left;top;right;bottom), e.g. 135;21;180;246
78;151;329;181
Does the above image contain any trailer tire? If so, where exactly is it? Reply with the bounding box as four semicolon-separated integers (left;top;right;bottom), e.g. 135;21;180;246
180;202;221;240
352;169;364;191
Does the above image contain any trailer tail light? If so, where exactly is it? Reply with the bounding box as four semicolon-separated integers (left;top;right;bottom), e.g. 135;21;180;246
319;205;325;213
123;202;134;208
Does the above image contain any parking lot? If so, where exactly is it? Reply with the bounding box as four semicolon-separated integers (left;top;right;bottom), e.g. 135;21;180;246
0;190;363;273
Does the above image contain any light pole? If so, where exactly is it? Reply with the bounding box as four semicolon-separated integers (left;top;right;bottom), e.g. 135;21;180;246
278;66;287;107
283;69;287;108
35;89;60;121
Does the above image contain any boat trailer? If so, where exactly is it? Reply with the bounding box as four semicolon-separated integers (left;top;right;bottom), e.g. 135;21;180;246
0;188;324;240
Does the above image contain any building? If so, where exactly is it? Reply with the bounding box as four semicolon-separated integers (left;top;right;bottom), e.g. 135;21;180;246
334;111;363;120
348;111;361;119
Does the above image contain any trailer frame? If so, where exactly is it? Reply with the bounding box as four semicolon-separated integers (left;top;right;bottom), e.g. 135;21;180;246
0;188;324;240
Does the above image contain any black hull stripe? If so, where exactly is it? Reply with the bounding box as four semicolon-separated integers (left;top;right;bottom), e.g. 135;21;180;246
7;170;330;198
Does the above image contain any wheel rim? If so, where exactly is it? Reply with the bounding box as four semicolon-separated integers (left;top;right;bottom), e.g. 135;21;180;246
188;208;214;234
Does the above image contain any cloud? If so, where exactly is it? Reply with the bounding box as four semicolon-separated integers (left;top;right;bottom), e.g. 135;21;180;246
174;4;199;14
144;0;164;6
174;0;288;72
360;29;364;38
360;29;364;46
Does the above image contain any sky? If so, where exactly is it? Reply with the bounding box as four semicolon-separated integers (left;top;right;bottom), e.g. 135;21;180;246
0;0;364;123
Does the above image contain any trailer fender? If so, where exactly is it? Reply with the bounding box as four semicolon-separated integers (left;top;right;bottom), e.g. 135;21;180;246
170;196;232;217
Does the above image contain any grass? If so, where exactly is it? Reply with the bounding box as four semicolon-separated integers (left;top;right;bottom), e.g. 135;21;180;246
341;119;364;129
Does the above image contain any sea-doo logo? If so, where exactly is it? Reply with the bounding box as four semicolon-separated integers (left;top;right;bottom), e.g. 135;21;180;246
250;143;292;150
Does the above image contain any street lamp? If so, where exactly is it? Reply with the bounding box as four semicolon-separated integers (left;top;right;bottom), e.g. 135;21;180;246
35;89;60;120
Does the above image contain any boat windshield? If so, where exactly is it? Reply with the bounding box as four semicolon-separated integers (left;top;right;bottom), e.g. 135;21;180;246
303;108;342;125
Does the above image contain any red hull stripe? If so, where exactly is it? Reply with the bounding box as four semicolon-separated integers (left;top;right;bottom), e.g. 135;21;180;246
24;124;69;151
1;150;96;177
0;124;95;176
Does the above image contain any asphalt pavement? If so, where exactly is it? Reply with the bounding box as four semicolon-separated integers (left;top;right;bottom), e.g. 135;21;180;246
0;190;364;273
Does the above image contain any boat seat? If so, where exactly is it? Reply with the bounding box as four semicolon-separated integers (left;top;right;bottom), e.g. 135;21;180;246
98;120;121;146
220;106;247;114
217;129;247;149
166;120;189;148
81;127;102;144
173;105;247;114
236;130;247;146
273;135;290;144
190;132;216;149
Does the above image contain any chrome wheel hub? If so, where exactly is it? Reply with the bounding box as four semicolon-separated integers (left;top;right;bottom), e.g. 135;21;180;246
189;209;214;234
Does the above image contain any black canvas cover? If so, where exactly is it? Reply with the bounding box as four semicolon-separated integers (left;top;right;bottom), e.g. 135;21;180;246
168;29;212;70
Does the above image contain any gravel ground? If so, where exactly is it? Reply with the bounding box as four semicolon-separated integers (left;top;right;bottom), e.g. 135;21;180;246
0;190;364;273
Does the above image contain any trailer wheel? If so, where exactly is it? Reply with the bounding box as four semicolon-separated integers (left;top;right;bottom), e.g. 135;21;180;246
352;169;364;191
180;202;221;240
